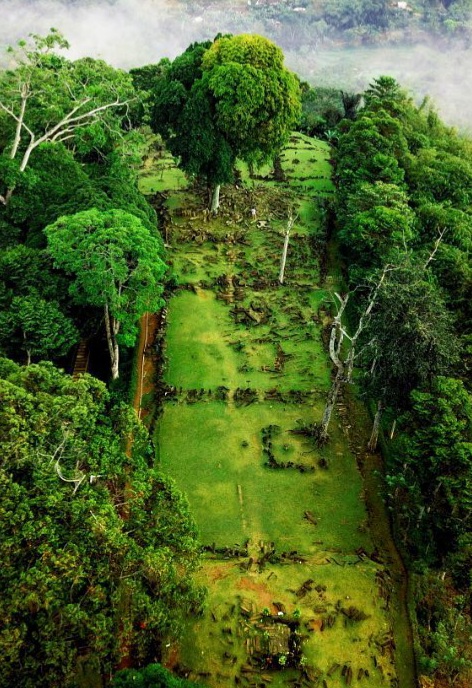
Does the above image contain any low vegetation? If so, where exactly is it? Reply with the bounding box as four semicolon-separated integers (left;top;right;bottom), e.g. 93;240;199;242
146;132;414;687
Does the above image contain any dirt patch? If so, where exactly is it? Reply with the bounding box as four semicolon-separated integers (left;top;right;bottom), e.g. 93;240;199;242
163;644;181;671
207;564;232;583
306;618;323;632
132;311;161;421
236;576;276;611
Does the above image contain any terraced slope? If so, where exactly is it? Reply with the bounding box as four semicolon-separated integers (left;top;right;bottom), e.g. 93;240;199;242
145;134;407;688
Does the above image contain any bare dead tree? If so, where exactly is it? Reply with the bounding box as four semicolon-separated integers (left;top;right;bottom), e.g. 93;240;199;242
0;31;132;206
319;264;394;443
0;96;129;206
278;211;296;284
40;430;102;494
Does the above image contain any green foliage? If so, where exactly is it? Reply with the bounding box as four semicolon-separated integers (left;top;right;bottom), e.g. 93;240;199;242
298;85;343;138
202;34;300;164
0;292;79;364
150;35;300;189
359;259;458;410
0;245;78;364
415;573;472;681
390;377;472;559
0;360;202;688
335;74;471;351
45;208;167;376
335;74;472;685
130;61;171;95
112;663;204;687
0;30;136;206
6;143;108;243
87;148;160;237
0;244;68;304
341;182;414;265
128;61;171;126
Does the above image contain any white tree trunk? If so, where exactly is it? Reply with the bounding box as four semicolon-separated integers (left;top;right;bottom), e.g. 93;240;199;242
104;304;120;380
0;95;127;205
320;369;344;442
278;213;294;285
319;264;395;444
368;401;382;451
319;293;349;441
210;184;221;214
10;90;28;161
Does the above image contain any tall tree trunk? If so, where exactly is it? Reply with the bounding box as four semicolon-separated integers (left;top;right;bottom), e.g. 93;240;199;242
273;153;285;182
368;400;382;451
319;264;394;445
278;213;294;285
104;304;120;380
210;184;221;215
320;368;344;442
0;186;14;206
22;328;31;366
0;94;128;205
319;292;348;442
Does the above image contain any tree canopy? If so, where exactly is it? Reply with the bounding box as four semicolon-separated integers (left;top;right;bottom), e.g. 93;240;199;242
332;75;472;683
0;29;136;207
45;208;167;380
112;663;204;688
0;292;78;365
0;360;202;688
150;34;300;211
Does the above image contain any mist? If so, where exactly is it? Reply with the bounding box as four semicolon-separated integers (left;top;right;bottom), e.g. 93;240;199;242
1;0;471;131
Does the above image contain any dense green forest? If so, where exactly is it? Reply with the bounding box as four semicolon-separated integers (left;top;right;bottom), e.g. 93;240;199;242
0;21;471;688
330;75;472;684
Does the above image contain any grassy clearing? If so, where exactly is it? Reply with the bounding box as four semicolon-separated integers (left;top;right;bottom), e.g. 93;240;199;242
146;134;401;687
138;138;188;194
156;401;368;552
281;133;334;197
162;288;330;392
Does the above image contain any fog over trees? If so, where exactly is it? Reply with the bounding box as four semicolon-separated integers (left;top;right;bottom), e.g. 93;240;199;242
1;0;471;129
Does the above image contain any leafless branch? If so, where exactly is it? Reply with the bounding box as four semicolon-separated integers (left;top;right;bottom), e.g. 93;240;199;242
424;228;447;269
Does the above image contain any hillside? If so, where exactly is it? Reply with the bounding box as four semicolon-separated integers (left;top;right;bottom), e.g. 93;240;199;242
135;132;416;688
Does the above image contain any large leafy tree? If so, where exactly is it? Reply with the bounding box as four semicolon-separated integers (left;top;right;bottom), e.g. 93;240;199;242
390;377;472;560
150;34;300;212
333;74;472;686
340;181;414;266
0;292;78;364
0;245;79;364
0;29;136;207
0;360;202;688
0;244;68;303
3;143;109;245
360;259;458;411
357;257;459;449
45;209;167;380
